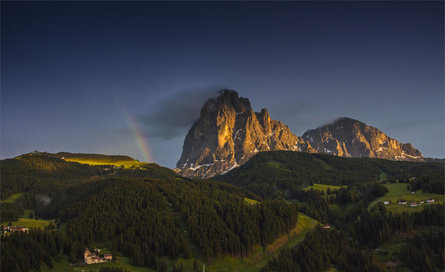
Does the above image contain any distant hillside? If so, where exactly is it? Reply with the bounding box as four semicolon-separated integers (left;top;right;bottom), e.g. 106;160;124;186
41;151;141;167
0;152;176;202
214;151;443;199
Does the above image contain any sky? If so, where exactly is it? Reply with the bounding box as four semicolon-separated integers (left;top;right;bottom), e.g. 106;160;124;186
1;1;444;167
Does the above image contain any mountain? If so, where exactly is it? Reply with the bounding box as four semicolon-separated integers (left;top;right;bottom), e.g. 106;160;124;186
302;117;423;161
176;90;315;178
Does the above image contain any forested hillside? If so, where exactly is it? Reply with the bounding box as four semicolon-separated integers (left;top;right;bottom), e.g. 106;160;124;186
263;204;444;272
1;151;443;272
215;151;444;199
1;153;299;271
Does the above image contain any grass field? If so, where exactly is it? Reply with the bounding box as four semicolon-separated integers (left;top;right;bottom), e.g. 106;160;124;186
208;213;316;272
304;183;346;193
244;197;260;205
64;158;143;168
1;217;55;229
1;193;24;203
369;183;444;213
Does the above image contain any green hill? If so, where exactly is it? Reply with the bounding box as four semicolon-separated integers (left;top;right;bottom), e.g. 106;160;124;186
43;152;142;168
1;152;307;272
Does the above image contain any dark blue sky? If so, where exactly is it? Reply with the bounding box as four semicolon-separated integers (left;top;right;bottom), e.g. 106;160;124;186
2;1;443;167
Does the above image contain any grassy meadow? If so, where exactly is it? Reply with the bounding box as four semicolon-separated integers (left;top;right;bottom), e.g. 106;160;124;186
369;183;444;213
64;158;143;168
0;193;24;203
304;183;346;193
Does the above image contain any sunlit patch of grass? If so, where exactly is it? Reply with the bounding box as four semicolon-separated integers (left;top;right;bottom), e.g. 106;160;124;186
64;158;142;168
1;218;55;229
244;197;260;205
369;183;444;213
1;193;24;203
304;183;346;193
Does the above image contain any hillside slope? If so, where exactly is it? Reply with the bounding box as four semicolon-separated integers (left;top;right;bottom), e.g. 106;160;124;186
215;151;443;199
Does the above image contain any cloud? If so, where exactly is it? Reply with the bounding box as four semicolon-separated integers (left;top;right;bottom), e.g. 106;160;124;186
35;194;51;206
138;87;222;139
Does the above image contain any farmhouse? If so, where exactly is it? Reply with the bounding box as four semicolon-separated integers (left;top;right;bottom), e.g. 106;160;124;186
383;201;390;205
410;202;418;207
398;200;407;205
426;199;435;203
84;249;112;264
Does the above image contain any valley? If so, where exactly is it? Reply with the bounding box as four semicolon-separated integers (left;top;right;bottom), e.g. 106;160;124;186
1;151;443;272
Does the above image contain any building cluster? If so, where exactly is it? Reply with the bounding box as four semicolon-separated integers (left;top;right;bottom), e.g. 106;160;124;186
84;249;112;264
381;198;436;208
1;225;29;233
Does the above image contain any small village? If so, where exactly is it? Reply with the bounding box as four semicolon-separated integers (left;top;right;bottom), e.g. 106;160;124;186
382;198;435;208
1;225;29;234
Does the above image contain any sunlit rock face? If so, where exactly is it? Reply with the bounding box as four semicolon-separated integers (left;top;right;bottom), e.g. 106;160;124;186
302;117;423;161
177;90;315;178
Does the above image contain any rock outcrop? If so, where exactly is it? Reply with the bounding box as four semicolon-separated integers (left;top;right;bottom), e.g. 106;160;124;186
302;117;423;161
176;90;315;178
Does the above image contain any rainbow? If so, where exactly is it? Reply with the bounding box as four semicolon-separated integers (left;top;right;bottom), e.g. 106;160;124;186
121;107;154;163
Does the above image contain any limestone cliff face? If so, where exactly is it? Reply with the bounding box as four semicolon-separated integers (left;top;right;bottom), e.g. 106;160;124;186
177;90;315;178
302;117;423;161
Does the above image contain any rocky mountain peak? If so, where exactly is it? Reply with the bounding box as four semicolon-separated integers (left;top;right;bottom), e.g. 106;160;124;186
176;90;314;178
302;117;423;161
177;91;424;178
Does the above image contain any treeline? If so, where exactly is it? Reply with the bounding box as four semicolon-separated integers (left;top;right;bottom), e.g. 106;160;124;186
60;179;190;268
53;178;297;266
353;203;444;248
262;226;384;272
297;182;387;224
1;228;75;272
0;201;25;222
263;204;444;272
408;174;444;194
399;227;444;272
159;180;297;257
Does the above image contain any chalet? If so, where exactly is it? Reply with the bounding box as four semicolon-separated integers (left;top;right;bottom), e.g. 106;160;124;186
84;249;112;264
426;199;435;203
322;224;331;229
410;202;418;207
383;201;390;205
398;200;407;205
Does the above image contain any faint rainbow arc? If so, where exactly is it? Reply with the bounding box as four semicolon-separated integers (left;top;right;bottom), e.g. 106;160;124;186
121;107;154;163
